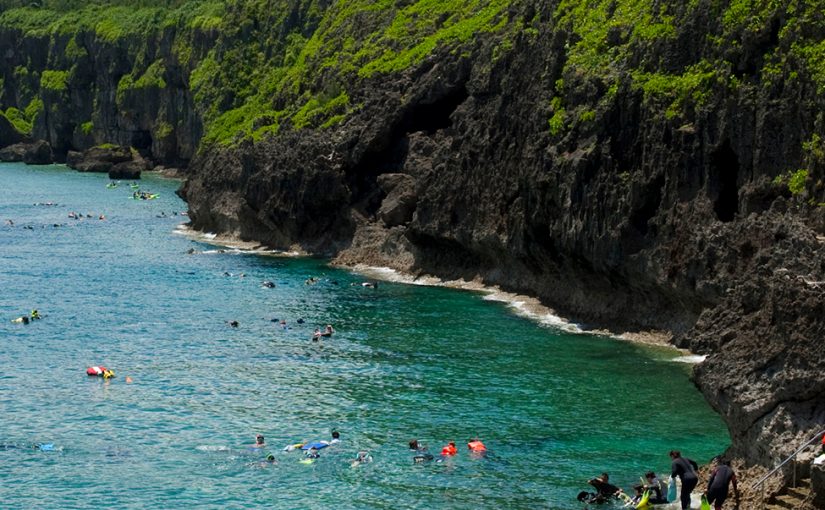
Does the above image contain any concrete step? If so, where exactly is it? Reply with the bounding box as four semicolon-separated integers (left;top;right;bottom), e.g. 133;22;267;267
768;488;811;510
785;485;811;499
760;477;813;510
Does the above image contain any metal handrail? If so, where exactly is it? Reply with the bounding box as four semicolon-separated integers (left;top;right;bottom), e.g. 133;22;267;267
751;428;825;509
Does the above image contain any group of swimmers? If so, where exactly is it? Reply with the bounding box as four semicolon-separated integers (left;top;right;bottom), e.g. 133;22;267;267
68;211;105;220
244;433;488;468
312;325;335;340
106;180;140;189
227;312;335;343
580;450;739;510
409;438;487;463
0;442;57;452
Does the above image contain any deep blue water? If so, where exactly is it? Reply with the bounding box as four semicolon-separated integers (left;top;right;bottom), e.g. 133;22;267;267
0;162;729;509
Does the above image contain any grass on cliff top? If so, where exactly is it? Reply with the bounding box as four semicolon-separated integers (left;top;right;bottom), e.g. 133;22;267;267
196;0;512;146
549;0;825;133
0;1;224;39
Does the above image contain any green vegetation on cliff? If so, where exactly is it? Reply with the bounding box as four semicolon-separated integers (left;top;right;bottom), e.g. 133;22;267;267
0;0;823;204
40;69;69;91
193;0;511;145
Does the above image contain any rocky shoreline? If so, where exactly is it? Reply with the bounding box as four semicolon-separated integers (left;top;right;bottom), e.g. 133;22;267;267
178;39;825;509
3;0;825;506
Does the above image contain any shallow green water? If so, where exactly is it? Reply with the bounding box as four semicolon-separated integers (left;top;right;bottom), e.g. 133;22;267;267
0;162;729;509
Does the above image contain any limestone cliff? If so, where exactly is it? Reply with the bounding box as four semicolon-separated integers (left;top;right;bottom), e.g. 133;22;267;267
3;0;824;499
180;0;825;489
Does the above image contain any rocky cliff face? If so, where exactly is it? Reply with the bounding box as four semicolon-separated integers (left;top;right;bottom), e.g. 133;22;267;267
0;9;216;165
180;0;825;488
3;0;824;497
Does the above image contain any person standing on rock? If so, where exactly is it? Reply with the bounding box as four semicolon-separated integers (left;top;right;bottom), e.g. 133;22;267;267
670;450;699;509
705;458;739;510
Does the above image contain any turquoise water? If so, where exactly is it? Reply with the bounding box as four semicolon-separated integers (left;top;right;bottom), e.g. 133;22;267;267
0;162;729;509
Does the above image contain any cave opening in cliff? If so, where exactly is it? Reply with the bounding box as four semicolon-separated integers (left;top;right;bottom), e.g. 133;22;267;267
402;85;468;135
630;174;665;235
710;141;739;223
131;130;152;151
348;85;469;216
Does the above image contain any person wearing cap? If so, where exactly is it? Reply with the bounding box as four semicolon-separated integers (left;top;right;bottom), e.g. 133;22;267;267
251;434;265;448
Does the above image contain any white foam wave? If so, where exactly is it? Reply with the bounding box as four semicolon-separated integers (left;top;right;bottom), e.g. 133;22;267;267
481;292;583;333
672;354;706;364
174;225;304;257
349;264;583;333
195;445;231;452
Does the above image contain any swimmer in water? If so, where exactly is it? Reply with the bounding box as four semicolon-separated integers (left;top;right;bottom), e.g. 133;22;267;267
467;438;487;453
410;439;434;463
351;450;372;467
440;441;457;456
11;316;30;324
251;434;265;448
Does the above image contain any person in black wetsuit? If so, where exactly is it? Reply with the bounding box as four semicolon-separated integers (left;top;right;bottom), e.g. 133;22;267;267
705;458;739;510
670;450;699;509
587;472;622;503
410;439;434;463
